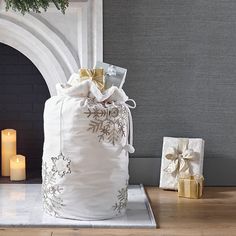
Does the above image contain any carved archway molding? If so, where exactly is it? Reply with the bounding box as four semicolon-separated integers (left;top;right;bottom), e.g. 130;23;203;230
0;0;103;95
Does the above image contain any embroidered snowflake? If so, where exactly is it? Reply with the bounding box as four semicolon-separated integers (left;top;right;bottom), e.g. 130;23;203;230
42;162;64;216
51;153;71;178
84;99;128;145
42;154;72;216
113;181;128;214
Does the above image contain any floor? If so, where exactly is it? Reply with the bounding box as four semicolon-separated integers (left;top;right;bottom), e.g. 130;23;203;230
1;187;236;236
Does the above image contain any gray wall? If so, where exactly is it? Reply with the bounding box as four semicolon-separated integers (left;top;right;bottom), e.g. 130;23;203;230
104;0;236;186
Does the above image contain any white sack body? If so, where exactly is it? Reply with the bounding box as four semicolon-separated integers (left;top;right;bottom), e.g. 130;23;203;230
42;76;135;220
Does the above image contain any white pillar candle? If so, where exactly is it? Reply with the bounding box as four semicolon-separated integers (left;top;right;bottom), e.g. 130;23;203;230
10;155;26;181
1;129;17;176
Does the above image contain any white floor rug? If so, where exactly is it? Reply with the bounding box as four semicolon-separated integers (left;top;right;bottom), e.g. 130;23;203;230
0;184;156;228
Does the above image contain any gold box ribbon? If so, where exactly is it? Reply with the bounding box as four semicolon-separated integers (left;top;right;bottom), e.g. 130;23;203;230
79;68;105;91
178;174;204;199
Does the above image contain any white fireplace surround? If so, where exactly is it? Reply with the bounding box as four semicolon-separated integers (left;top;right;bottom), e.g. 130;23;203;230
0;0;103;95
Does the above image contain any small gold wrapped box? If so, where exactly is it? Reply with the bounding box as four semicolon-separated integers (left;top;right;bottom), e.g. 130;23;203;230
79;68;105;91
178;175;204;199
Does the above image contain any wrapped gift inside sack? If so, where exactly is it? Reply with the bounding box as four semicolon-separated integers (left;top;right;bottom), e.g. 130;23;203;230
159;137;205;190
79;68;105;91
178;174;204;199
95;62;127;89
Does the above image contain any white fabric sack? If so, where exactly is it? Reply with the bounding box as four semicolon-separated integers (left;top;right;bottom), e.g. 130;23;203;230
159;137;205;190
42;76;135;220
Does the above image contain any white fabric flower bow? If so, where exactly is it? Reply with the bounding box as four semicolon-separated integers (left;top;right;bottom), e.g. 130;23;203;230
164;145;195;175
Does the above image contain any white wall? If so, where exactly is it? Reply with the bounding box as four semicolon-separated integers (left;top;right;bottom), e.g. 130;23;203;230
0;0;103;95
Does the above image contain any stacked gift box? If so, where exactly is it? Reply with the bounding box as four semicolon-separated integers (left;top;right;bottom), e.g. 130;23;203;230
159;137;205;199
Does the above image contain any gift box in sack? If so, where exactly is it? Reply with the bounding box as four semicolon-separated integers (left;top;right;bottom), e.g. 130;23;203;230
159;137;205;190
95;62;127;89
42;74;136;220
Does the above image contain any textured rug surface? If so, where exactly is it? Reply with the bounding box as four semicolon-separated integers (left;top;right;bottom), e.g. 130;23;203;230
0;184;156;228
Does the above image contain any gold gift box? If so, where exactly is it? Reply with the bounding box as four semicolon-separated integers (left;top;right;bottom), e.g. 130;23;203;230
178;175;204;199
79;68;105;91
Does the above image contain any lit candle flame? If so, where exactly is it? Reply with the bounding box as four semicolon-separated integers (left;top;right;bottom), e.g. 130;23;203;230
7;132;10;136
16;158;19;163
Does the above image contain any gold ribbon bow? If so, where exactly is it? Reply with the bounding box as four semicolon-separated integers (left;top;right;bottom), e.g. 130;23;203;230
79;68;105;91
164;140;195;175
